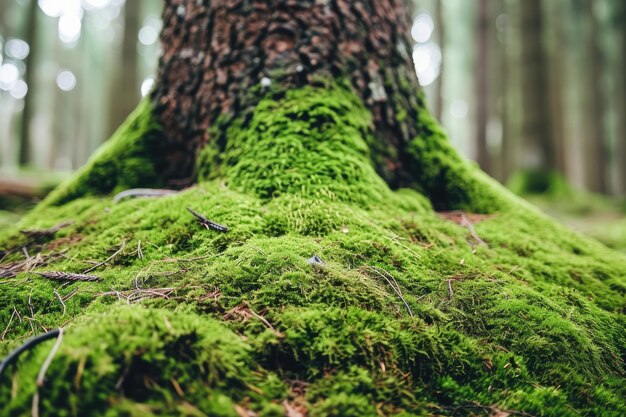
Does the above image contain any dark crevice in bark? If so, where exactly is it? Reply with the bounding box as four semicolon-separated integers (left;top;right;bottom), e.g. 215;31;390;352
151;0;422;188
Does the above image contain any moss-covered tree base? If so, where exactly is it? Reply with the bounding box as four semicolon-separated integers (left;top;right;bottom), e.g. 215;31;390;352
0;86;624;416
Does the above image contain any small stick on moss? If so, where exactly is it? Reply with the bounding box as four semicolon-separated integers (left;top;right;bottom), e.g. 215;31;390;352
137;240;143;259
83;240;126;274
113;188;178;203
1;307;17;340
34;271;101;282
447;279;454;302
187;207;228;232
365;266;413;318
32;328;64;417
53;289;66;316
460;213;486;246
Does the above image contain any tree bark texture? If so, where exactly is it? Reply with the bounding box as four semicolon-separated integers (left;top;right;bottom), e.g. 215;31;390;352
151;0;421;187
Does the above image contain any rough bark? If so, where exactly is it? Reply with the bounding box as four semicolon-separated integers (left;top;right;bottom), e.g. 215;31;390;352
152;0;421;187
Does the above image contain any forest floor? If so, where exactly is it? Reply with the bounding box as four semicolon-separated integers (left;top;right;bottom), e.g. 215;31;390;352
525;193;626;253
3;186;624;253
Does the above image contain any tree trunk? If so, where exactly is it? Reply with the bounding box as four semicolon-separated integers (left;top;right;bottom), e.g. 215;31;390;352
107;0;141;137
474;0;490;174
47;0;489;211
18;0;39;166
2;2;626;416
584;0;608;194
432;0;444;122
152;0;420;187
518;0;554;174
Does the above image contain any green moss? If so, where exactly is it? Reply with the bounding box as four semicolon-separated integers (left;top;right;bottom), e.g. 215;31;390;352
43;99;165;206
0;84;625;416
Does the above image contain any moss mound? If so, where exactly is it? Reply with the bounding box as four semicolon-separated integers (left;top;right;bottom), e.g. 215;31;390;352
0;85;624;416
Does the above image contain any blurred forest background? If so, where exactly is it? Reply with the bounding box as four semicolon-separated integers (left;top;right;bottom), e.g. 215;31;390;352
0;0;625;250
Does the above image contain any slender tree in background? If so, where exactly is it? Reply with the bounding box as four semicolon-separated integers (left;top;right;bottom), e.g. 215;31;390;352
17;0;38;165
584;0;608;194
432;0;444;121
518;0;554;184
1;1;625;415
543;0;567;179
618;0;626;195
107;0;141;136
474;0;490;174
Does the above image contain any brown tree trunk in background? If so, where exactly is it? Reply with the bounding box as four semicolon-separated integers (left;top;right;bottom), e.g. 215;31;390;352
433;0;444;122
108;0;141;136
519;0;554;173
18;0;38;166
618;1;626;196
152;0;421;187
584;1;608;194
545;0;567;178
474;0;490;174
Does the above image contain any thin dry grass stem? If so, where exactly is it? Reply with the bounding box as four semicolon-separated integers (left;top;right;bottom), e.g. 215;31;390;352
460;213;487;246
0;249;69;279
226;304;284;337
53;289;66;316
32;328;64;417
1;307;17;340
99;287;176;304
364;266;413;318
83;240;126;274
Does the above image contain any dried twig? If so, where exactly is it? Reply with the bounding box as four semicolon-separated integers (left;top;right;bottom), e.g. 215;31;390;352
34;271;101;282
187;207;228;232
447;279;454;302
460;213;486;246
113;188;178;203
137;240;144;259
226;304;284;337
0;248;69;279
83;241;126;273
53;289;66;316
437;211;490;246
1;307;17;340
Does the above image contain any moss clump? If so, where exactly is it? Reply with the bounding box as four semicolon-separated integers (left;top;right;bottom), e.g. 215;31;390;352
0;84;625;416
43;99;165;206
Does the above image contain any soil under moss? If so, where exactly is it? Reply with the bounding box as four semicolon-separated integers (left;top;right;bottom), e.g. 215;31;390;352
0;85;624;417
